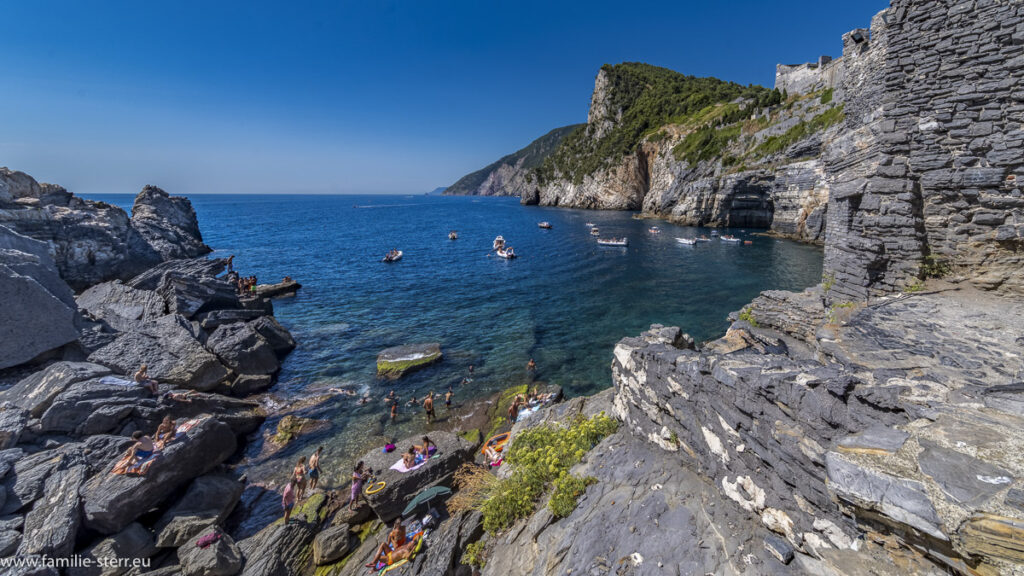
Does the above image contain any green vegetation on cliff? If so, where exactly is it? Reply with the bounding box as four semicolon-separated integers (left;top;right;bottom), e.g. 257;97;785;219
445;124;582;195
538;63;779;184
752;104;845;158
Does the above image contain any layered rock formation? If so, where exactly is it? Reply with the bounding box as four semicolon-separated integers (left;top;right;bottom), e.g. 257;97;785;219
0;168;210;290
0;168;297;575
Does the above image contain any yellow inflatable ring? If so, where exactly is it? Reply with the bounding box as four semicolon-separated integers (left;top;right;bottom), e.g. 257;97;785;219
365;481;386;495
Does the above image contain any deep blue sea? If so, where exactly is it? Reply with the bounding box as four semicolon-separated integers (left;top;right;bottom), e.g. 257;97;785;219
87;193;822;486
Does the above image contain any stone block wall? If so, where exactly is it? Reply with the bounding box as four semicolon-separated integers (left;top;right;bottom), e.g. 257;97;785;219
825;1;1024;300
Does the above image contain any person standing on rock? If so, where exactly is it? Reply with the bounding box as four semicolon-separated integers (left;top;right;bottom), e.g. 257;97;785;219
445;386;454;410
423;392;436;423
292;457;308;501
133;364;159;395
348;461;366;512
508;398;521;424
390;399;398;422
226;254;235;272
282;478;297;524
308;446;323;491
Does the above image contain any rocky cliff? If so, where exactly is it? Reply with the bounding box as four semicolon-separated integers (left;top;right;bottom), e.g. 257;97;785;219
444;125;580;197
0;168;210;291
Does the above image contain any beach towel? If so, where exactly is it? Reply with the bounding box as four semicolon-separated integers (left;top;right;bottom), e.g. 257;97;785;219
176;418;202;435
99;376;140;387
389;455;432;474
112;450;161;475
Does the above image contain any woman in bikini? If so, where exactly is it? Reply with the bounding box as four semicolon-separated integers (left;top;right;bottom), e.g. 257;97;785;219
154;416;176;447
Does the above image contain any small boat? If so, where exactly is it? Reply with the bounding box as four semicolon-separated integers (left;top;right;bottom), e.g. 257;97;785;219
381;250;403;262
585;222;595;227
695;235;711;242
720;235;741;243
538;222;552;229
590;227;601;236
496;247;517;259
676;237;696;245
493;236;505;250
448;231;458;240
711;230;720;236
648;227;661;234
597;238;628;247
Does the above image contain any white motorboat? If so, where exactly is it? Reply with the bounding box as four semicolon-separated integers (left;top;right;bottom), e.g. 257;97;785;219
449;231;458;240
648;226;661;234
711;230;720;236
695;235;711;242
597;238;628;247
538;222;552;229
590;227;601;236
720;235;741;243
496;247;517;259
493;236;505;250
585;222;595;227
676;237;696;245
382;250;403;262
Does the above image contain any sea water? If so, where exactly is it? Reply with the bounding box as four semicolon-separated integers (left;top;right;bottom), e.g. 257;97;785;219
87;194;822;488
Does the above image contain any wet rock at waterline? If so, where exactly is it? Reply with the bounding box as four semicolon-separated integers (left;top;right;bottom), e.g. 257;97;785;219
376;343;443;379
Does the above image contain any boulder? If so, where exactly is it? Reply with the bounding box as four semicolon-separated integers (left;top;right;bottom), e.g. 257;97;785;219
158;272;240;319
18;464;86;557
154;474;245;548
179;529;243;576
39;377;155;435
81;417;237;534
406;511;482;576
130;185;211;261
129;258;226;292
376;343;443;379
205;322;279;376
67;522;158;576
357;431;474;522
0;448;24;481
88;314;229;391
0;361;112;418
164;392;266;437
197;309;267;332
2;450;70;514
236;521;316;576
0;226;80;370
0;408;28;450
251;317;296;357
76;281;167;331
312;524;354;565
228;375;274;397
0;528;20;556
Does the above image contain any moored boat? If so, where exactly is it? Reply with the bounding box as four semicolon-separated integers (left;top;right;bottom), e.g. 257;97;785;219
720;235;741;243
493;236;505;250
538;222;552;229
597;237;628;247
648;226;661;234
711;230;720;236
585;222;595;227
496;247;517;259
590;227;601;236
695;235;711;242
382;250;403;262
675;237;696;245
449;231;458;240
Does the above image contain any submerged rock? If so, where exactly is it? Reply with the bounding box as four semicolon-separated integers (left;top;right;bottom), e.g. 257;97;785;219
376;343;443;379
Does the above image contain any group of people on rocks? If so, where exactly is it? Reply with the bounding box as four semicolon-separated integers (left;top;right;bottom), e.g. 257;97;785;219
236;275;259;294
282;446;324;523
118;414;186;473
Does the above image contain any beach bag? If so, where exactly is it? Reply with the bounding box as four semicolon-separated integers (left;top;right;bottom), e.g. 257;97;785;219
383;443;396;453
197;531;221;548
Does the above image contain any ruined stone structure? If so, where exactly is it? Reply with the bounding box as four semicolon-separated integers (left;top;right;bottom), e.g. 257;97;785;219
825;1;1024;300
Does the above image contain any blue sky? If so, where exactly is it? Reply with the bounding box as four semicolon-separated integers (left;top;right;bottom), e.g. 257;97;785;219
0;0;886;195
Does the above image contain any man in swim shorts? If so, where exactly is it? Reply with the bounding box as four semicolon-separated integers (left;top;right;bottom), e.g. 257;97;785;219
307;446;323;490
423;392;435;423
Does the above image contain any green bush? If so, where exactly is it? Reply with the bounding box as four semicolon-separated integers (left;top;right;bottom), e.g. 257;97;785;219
549;474;597;518
753;104;845;158
820;88;834;104
738;308;759;328
461;540;487;568
672;124;741;165
920;255;951;278
478;413;618;533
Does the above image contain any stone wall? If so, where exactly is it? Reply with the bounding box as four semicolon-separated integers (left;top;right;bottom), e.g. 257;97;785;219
775;55;842;96
825;1;1024;300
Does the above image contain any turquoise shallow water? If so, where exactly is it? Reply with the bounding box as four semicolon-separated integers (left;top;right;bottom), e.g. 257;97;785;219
88;193;822;486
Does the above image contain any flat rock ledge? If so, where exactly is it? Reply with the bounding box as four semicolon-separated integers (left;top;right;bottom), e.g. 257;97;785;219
376;343;443;379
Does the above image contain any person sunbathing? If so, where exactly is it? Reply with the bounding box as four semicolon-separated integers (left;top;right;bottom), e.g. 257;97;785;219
415;436;437;458
162;389;200;403
485;445;502;466
154;416;177;447
368;520;408;567
133;365;159;395
128;431;155;467
403;447;419;469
